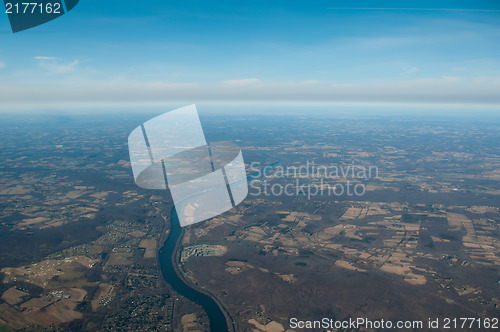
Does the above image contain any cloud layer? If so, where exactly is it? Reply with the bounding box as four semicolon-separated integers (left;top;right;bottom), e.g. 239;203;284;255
1;75;500;111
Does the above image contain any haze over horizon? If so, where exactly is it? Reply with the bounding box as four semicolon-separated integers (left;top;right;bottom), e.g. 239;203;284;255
1;0;499;113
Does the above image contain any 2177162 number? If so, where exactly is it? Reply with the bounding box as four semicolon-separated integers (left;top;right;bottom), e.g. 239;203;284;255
443;317;498;329
5;2;61;14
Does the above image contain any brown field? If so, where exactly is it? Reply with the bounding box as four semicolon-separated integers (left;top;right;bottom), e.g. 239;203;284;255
340;207;367;220
21;297;55;312
91;283;114;311
138;238;157;258
248;318;285;332
129;230;146;237
18;217;50;227
335;260;367;272
181;313;198;331
225;261;253;275
106;253;133;266
1;256;98;287
366;204;389;216
0;287;86;328
0;303;32;329
0;185;31;195
1;287;29;305
28;299;83;325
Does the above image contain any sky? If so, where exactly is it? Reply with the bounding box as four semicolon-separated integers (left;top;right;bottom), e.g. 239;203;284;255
0;0;499;113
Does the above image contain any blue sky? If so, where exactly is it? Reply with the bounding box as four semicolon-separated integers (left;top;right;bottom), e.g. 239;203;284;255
0;0;499;112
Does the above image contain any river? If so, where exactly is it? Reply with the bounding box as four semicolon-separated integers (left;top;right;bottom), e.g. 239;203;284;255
158;207;231;332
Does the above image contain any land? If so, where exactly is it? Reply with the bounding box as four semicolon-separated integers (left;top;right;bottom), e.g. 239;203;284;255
0;114;498;331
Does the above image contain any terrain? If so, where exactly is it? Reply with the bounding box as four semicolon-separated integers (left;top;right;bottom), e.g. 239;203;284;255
0;113;498;331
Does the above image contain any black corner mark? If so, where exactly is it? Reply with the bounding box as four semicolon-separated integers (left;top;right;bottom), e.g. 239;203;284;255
3;0;79;33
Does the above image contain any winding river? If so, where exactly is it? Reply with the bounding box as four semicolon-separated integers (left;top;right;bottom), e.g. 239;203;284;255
158;208;231;332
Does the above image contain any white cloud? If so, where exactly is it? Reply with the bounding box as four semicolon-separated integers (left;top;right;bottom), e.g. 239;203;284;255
0;61;5;69
222;78;261;86
35;57;79;73
34;56;58;60
300;80;320;85
403;66;419;74
38;60;78;74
